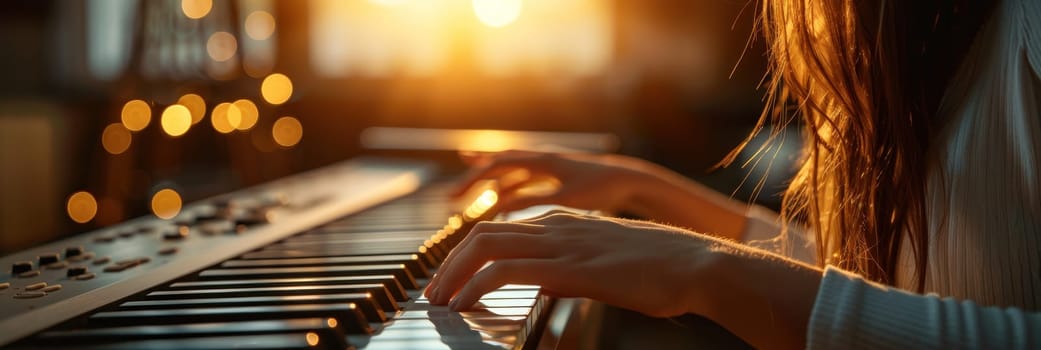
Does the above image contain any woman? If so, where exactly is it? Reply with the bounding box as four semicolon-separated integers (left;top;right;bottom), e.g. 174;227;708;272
426;0;1041;348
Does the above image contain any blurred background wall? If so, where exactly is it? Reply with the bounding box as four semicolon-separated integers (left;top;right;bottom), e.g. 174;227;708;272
0;0;798;254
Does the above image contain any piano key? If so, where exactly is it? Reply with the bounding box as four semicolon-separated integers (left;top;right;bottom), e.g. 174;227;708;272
221;254;431;279
145;284;400;312
198;264;419;289
242;246;438;265
289;229;435;240
396;308;532;320
119;293;388;322
89;304;372;334
34;318;346;349
168;275;409;302
32;333;337;350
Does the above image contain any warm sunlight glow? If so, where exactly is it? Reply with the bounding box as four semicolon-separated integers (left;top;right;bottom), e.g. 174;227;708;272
305;332;320;346
369;0;408;5
181;0;212;19
272;116;303;147
151;189;182;220
464;189;499;220
121;99;151;132
207;32;237;62
67;191;98;224
101;123;132;155
232;99;259;130
245;11;276;40
460;130;516;152
448;215;463;230
472;0;522;28
177;93;207;125
211;102;241;134
261;73;293;105
160;105;192;137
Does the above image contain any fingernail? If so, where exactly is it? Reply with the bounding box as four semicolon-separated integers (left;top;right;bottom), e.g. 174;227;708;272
429;286;440;302
448;298;460;311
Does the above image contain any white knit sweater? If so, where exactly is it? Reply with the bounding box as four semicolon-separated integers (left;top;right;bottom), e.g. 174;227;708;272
744;0;1041;347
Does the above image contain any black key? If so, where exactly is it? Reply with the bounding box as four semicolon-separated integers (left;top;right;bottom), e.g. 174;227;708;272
199;264;419;289
287;230;435;243
167;275;409;301
145;284;400;312
34;318;346;349
89;304;372;334
119;293;387;322
31;333;333;350
222;254;430;279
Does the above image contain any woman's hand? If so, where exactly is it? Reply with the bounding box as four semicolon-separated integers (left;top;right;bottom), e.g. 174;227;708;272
425;211;721;318
455;150;750;239
426;210;823;349
454;150;652;214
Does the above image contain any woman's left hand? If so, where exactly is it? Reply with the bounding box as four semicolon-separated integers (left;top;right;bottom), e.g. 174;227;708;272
424;211;722;318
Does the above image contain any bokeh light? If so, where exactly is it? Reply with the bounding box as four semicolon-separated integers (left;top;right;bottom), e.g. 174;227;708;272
181;0;212;19
305;332;320;346
245;11;276;41
101;123;132;155
211;102;242;134
261;73;293;105
67;191;98;224
272;116;303;147
207;32;238;62
233;99;259;131
151;189;182;220
121;99;151;132
472;0;522;28
177;93;207;125
160;105;192;137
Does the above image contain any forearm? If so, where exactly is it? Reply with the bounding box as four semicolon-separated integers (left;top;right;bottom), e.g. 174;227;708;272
689;242;823;350
621;161;749;240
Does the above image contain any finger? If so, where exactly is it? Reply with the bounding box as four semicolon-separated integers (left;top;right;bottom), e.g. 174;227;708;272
427;221;546;296
429;233;557;304
447;259;572;311
452;153;555;197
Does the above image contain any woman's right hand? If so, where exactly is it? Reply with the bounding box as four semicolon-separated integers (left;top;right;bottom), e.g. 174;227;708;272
453;150;654;214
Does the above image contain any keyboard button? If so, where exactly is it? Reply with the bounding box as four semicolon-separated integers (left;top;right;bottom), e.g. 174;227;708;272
25;282;48;291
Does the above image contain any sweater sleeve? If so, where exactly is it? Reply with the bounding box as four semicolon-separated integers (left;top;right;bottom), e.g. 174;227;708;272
808;266;1041;349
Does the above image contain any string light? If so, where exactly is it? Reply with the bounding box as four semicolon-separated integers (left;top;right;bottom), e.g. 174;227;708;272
211;102;241;134
101;123;132;155
233;99;259;131
67;191;98;224
160;105;192;137
272;116;303;147
121;99;151;132
261;73;293;105
245;11;276;40
207;32;237;62
181;0;212;19
151;189;182;220
177;93;207;125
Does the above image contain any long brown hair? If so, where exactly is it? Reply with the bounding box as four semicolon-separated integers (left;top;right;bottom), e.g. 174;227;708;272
727;0;995;287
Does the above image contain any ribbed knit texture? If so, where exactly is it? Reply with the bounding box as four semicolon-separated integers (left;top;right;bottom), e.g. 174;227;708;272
809;267;1041;349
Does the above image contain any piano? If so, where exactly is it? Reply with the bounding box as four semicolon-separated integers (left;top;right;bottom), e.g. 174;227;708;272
0;157;750;349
